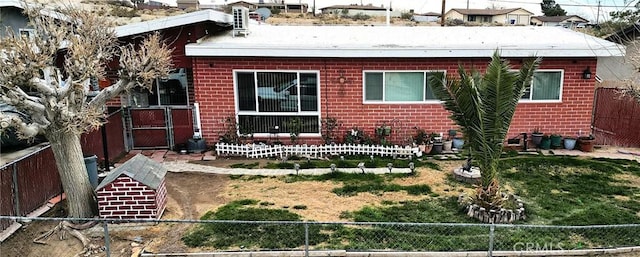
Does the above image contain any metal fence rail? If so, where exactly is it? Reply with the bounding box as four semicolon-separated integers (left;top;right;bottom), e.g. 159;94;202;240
1;216;639;257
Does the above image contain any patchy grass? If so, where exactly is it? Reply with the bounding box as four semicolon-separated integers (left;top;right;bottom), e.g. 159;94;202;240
182;199;327;249
229;162;260;169
497;156;640;225
264;157;440;170
184;155;640;251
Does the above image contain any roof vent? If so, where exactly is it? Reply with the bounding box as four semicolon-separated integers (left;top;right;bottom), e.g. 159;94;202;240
232;6;250;37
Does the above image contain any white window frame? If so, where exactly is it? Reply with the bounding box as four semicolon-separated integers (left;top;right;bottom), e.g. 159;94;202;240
18;28;35;40
519;69;564;103
362;70;446;104
233;69;322;137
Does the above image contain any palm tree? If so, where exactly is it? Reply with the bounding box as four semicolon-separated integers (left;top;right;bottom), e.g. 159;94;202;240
429;51;540;210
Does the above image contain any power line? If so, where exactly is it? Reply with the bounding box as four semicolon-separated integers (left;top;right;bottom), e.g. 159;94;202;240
489;0;632;8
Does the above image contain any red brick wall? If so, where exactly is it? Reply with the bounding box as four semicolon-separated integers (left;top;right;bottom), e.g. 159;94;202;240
193;57;597;145
96;176;165;219
154;180;168;219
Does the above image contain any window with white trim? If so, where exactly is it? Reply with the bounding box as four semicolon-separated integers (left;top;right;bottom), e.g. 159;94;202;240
363;71;444;103
18;28;35;39
235;71;320;134
521;70;563;101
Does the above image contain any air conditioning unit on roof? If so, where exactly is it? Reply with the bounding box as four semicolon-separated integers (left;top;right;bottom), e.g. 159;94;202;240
232;6;250;37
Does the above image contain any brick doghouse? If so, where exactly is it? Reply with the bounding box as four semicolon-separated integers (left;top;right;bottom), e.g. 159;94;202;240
96;154;168;219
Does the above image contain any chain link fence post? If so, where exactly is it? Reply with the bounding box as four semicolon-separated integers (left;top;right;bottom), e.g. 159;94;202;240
304;221;309;257
488;223;495;257
103;221;111;257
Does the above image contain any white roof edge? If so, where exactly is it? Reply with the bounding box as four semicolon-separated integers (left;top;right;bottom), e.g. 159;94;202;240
0;0;22;8
185;46;625;58
115;9;232;38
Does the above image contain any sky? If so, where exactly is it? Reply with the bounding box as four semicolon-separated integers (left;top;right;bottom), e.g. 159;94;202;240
158;0;640;23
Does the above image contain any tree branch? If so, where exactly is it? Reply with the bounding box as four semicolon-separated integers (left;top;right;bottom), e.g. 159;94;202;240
0;113;43;139
87;80;128;109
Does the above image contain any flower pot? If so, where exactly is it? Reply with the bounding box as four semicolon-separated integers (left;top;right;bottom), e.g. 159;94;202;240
431;142;443;154
563;138;577;150
550;135;562;149
578;137;595;152
419;144;433;154
531;133;543;147
539;137;551;150
452;138;464;149
443;140;453;151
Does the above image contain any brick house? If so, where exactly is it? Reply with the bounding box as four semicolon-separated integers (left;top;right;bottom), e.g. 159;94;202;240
96;154;168;219
183;24;623;145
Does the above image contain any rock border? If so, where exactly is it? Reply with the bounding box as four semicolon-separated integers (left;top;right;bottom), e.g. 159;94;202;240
459;194;526;224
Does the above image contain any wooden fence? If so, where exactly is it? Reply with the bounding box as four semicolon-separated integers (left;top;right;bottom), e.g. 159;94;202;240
81;109;127;164
1;109;128;234
215;143;420;159
0;145;61;232
592;88;640;147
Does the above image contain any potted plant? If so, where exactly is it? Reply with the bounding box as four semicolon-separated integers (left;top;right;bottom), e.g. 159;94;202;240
413;128;433;154
539;134;552;150
550;133;562;149
563;136;577;150
449;129;464;149
578;134;596;152
443;138;453;152
531;127;543;147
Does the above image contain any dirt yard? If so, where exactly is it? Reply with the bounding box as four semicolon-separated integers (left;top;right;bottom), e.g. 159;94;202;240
0;158;469;257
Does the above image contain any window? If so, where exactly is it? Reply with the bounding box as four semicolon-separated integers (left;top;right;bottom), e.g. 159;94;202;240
130;68;190;107
521;70;563;101
235;71;320;134
18;28;35;39
363;71;444;103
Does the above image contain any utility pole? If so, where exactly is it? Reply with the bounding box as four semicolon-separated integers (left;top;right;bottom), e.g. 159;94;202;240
313;0;315;16
467;0;469;9
596;0;601;24
440;0;446;26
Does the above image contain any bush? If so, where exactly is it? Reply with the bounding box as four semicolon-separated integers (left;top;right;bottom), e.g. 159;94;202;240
110;6;138;17
351;13;371;21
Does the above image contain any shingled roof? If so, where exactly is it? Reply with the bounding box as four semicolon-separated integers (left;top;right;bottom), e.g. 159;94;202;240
96;154;167;191
531;15;588;23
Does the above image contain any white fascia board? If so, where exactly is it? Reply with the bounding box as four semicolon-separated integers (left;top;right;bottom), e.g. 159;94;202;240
0;0;21;8
115;10;232;38
185;46;625;58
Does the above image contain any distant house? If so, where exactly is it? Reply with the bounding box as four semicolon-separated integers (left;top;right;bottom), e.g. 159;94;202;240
320;4;400;17
531;15;589;28
598;24;639;88
0;0;29;39
412;12;441;23
444;8;533;25
228;1;308;14
177;0;199;10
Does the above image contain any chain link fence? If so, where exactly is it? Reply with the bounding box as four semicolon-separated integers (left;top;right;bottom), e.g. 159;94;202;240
1;216;639;256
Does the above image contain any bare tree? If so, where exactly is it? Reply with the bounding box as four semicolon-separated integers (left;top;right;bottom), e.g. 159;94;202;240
0;2;171;221
621;48;640;104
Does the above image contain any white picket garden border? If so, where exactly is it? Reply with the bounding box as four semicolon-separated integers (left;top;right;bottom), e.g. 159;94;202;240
215;142;420;159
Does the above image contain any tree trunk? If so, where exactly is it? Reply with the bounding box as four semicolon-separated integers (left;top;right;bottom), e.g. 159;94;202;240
48;132;97;218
